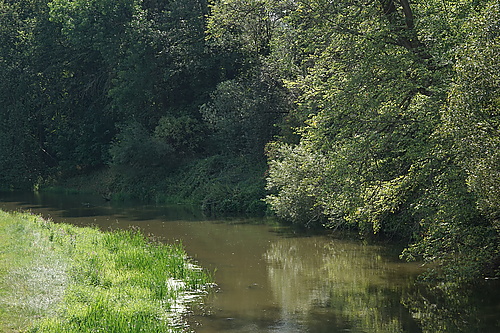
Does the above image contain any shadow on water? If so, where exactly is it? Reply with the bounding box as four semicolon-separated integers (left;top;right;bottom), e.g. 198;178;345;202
1;191;499;333
0;190;206;222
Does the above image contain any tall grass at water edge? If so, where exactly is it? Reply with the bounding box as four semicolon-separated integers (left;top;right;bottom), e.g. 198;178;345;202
0;210;212;332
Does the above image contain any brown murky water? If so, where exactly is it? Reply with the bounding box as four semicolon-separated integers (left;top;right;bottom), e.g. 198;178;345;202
1;191;499;332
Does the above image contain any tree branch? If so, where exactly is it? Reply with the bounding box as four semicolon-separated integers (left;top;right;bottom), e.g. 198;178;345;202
399;0;414;30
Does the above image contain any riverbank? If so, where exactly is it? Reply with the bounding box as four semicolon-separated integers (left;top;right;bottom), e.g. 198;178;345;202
0;210;211;332
42;155;268;216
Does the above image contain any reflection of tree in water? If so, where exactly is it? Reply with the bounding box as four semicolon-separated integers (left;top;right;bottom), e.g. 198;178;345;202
403;282;500;333
264;237;420;332
265;236;500;332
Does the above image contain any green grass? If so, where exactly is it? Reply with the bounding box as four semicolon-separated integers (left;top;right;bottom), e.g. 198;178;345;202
0;210;212;333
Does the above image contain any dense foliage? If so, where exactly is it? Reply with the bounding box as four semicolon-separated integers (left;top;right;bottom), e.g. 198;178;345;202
259;0;500;283
0;0;273;213
0;0;499;283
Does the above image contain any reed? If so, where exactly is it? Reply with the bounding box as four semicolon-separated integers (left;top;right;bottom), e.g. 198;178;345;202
0;210;212;332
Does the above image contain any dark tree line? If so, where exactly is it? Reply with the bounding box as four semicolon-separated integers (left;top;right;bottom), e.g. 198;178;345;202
0;0;283;211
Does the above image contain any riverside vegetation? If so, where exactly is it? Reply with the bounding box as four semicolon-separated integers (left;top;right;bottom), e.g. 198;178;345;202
0;0;499;285
0;209;212;332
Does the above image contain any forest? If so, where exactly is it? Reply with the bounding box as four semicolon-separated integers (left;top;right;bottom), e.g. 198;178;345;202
0;0;499;284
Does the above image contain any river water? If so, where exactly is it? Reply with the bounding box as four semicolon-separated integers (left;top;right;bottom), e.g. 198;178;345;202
1;191;499;333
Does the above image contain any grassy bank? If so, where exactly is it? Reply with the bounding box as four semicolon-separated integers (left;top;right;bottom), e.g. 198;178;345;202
0;210;211;332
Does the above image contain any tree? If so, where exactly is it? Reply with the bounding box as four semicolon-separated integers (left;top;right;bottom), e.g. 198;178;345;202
264;0;500;282
446;1;500;225
201;73;289;155
0;0;53;188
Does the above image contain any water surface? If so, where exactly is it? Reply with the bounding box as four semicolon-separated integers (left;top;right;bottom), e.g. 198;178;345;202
1;191;499;332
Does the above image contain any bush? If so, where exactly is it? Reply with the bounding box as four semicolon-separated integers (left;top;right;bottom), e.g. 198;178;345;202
109;122;174;169
265;142;328;227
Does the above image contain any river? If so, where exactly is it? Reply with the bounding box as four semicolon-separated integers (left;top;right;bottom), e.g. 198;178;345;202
1;191;499;333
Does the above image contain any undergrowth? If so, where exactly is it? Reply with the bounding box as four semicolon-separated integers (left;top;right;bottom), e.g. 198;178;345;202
49;154;269;215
